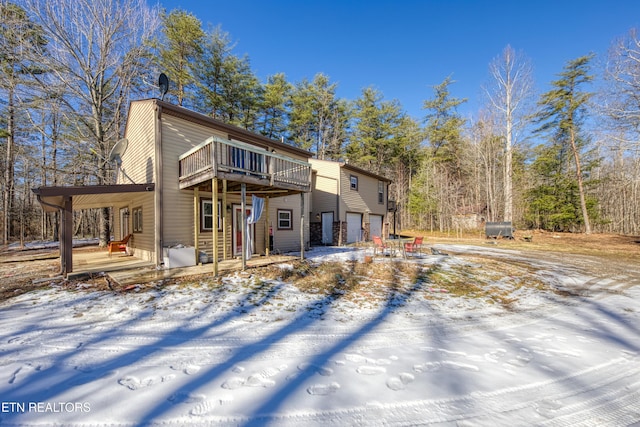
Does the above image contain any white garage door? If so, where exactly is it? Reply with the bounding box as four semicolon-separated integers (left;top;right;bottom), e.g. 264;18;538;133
369;214;383;241
346;213;362;244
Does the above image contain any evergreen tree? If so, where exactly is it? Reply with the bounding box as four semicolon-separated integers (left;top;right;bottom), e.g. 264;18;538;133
411;77;468;230
152;9;204;107
257;73;292;139
287;73;348;158
422;76;467;175
192;25;233;119
220;54;262;130
347;87;404;175
535;54;596;233
192;26;262;130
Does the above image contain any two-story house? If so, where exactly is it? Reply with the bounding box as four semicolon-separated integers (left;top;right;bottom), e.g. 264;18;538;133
33;99;313;276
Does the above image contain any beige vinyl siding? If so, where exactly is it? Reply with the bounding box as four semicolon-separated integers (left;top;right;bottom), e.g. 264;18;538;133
110;193;155;262
160;114;226;248
129;193;155;261
194;192;309;259
268;194;310;253
309;159;340;221
120;100;156;184
340;169;386;217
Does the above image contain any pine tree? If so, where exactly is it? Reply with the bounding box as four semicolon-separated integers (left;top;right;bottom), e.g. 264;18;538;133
536;54;595;233
347;87;404;175
152;9;204;107
257;73;291;140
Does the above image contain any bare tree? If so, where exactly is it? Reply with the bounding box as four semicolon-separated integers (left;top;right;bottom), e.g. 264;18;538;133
484;45;534;223
21;0;159;245
598;28;640;234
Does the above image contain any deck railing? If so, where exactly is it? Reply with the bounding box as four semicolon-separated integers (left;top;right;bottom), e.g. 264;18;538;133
179;136;311;191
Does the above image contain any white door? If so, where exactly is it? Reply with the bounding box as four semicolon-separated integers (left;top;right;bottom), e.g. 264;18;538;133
346;213;362;244
321;212;333;244
119;208;129;238
233;205;254;257
369;214;383;241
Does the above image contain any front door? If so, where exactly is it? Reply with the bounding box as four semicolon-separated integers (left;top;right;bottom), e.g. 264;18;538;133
233;204;254;257
119;208;129;239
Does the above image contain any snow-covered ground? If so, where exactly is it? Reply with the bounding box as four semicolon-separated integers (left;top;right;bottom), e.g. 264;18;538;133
1;245;639;426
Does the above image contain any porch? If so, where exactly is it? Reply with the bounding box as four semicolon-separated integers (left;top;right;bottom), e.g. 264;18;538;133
177;135;312;274
70;247;299;287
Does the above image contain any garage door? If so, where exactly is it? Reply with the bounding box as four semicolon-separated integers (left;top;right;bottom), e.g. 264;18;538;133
369;214;383;241
346;213;362;243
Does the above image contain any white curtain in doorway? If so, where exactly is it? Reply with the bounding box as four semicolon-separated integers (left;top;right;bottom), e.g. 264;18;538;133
246;195;264;259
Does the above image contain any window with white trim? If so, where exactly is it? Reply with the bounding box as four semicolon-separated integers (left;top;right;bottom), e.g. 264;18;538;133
378;181;384;204
201;199;222;231
132;207;143;233
277;209;292;230
350;175;358;191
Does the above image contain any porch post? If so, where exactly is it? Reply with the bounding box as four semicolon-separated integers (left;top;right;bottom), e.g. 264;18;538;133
212;177;219;276
62;196;73;276
265;196;270;257
222;179;228;260
241;183;247;270
300;192;305;260
194;187;199;265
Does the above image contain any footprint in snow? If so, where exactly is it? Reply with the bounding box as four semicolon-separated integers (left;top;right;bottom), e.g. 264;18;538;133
221;365;286;389
356;365;387;375
170;362;202;375
297;362;334;376
413;362;441;373
168;391;206;405
8;364;40;384
534;399;564;418
307;382;340;396
118;374;174;390
386;373;415;391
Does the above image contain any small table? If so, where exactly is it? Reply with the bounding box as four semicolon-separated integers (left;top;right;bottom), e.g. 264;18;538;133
389;238;415;258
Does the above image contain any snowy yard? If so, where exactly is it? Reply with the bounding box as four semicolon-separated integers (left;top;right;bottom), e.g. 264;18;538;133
1;243;640;426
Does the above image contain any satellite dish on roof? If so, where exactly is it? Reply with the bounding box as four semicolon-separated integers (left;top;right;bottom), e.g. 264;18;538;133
158;73;169;101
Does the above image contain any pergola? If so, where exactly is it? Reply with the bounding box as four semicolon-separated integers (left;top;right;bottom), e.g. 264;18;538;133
32;184;155;276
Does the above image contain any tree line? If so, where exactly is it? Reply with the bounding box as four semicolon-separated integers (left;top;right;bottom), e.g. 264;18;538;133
2;0;640;247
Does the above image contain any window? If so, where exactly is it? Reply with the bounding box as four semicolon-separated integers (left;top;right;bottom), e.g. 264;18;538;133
277;209;292;230
201;199;222;231
132;207;143;233
378;181;384;204
350;175;358;191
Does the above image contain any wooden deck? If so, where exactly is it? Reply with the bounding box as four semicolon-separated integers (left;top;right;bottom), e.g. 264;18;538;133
70;247;298;286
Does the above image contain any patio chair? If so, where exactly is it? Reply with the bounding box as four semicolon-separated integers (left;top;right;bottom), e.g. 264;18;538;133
403;236;424;258
373;236;393;257
108;234;132;257
413;236;424;253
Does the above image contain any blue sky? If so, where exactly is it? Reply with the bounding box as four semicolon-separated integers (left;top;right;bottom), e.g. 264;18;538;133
154;0;640;120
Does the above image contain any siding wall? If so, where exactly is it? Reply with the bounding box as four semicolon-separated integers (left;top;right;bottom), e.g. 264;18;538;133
309;159;389;243
160;111;310;258
120;100;156;184
160;114;226;248
309;160;340;221
116;100;157;260
341;167;387;218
